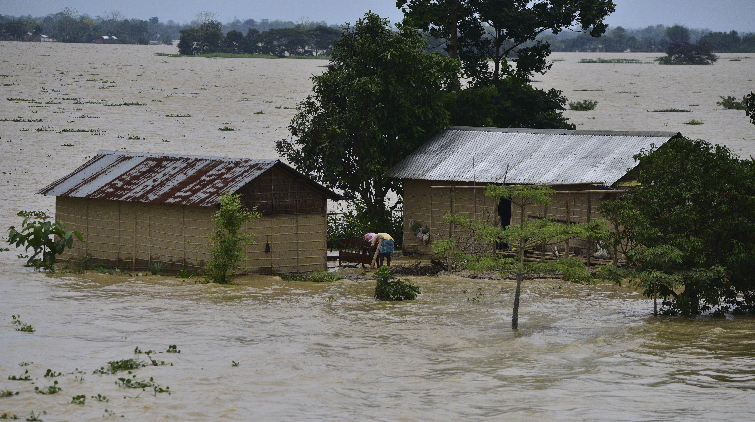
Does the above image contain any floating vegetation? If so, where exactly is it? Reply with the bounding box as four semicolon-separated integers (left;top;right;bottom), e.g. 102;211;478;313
44;369;62;378
166;345;180;354
218;126;236;131
75;114;98;119
282;270;343;283
569;99;598;111
573;89;603;92
0;390;19;397
127;135;143;140
7;370;31;381
254;111;265;114
116;375;170;394
649;108;691;112
134;346;155;355
11;315;34;333
232;361;240;367
105;102;146;106
685;119;704;125
35;126;54;132
177;268;195;278
717;95;746;110
71;394;86;405
93;358;146;375
34;380;61;395
0;118;43;122
91;393;108;402
59;129;101;134
0;412;18;419
165;114;191;117
579;58;647;64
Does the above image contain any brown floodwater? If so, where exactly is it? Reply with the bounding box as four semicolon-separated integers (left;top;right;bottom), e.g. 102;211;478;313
1;42;755;420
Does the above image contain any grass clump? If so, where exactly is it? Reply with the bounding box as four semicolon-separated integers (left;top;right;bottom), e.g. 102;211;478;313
282;270;343;283
569;99;598;111
374;267;420;301
148;261;166;275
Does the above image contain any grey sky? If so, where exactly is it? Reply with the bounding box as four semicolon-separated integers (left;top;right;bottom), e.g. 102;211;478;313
1;0;754;32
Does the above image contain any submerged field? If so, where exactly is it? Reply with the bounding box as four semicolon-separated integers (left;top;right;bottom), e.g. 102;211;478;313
1;42;755;420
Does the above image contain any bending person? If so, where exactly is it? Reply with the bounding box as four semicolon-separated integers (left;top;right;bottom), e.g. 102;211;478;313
370;232;394;268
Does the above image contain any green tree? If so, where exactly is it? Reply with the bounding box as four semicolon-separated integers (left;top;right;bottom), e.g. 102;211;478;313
665;24;691;43
598;138;755;315
204;192;260;284
744;92;755;125
658;40;717;65
7;211;82;270
276;12;459;230
398;0;616;83
177;13;223;55
434;185;606;329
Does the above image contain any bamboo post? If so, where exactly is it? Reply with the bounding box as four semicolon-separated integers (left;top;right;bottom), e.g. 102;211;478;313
587;192;592;266
565;193;570;257
132;205;137;272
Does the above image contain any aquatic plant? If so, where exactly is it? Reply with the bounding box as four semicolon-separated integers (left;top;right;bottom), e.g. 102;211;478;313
579;58;646;64
91;394;108;402
568;99;598;111
7;370;31;381
34;380;61;395
70;395;86;405
11;315;34;333
44;369;61;378
650;108;690;112
177;268;195;279
166;345;180;353
0;390;19;397
94;358;146;375
374;267;420;301
232;361;239;367
218;126;235;131
685;119;704;125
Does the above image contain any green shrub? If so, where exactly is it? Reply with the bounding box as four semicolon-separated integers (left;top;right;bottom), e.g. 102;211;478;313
374;267;420;301
7;211;82;270
282;270;343;282
568;99;598;111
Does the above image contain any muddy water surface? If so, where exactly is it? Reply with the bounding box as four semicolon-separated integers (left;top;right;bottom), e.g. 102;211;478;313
1;42;755;420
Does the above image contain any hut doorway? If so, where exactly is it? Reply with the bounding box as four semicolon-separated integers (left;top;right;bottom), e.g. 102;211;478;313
497;198;511;250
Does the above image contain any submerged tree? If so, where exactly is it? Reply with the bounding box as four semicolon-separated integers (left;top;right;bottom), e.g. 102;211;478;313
658;40;717;65
7;211;82;271
435;185;606;329
276;12;459;230
599;137;755;315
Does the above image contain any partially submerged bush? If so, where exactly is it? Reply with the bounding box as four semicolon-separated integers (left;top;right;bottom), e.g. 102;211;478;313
7;210;82;270
568;99;598;111
374;267;420;301
716;95;746;110
282;270;343;283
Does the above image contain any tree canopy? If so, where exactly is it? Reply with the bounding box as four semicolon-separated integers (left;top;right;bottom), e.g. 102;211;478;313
275;12;459;228
398;0;616;83
599;137;755;315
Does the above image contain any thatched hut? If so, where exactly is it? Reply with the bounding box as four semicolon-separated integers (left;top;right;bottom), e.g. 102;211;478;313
385;127;681;256
39;150;339;274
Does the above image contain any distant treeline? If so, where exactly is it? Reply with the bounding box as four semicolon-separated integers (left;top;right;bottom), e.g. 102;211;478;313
541;24;755;53
177;20;341;56
0;10;337;45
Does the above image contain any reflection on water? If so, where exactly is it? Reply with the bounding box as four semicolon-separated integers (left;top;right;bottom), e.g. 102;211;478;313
1;271;754;420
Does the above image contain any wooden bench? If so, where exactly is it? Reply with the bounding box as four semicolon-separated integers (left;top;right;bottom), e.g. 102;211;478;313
334;237;373;266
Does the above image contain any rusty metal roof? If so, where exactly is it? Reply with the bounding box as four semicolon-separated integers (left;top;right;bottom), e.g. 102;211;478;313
385;127;680;187
39;150;339;206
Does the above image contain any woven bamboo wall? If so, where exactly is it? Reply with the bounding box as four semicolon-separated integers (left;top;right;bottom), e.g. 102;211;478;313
401;179;620;255
237;167;326;216
55;197;327;274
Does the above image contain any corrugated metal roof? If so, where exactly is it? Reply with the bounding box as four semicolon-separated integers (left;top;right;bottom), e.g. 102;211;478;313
385;127;680;187
39;150;339;206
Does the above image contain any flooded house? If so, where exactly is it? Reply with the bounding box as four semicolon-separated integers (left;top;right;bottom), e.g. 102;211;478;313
39;150;339;274
385;127;681;256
